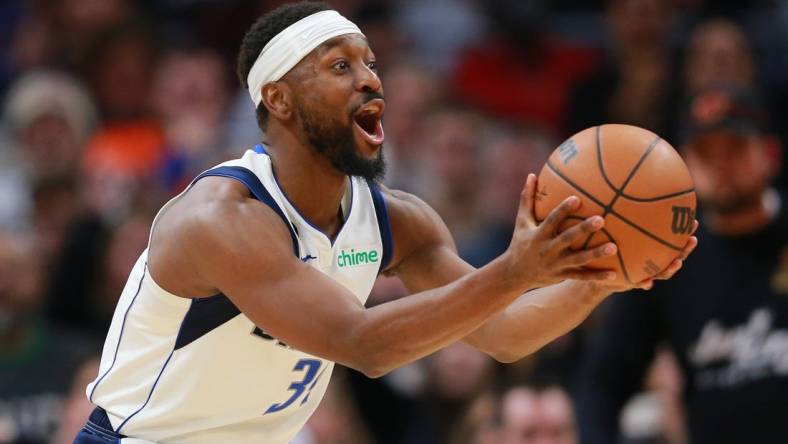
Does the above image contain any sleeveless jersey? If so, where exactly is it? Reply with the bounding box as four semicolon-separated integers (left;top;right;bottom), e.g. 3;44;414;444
86;145;393;443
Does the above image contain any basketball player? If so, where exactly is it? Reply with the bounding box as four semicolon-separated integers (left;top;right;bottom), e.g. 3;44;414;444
75;3;695;443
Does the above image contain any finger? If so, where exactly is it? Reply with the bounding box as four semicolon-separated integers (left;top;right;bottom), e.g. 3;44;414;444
563;268;617;282
690;219;699;236
518;173;538;228
679;236;698;261
553;216;605;248
638;279;654;290
561;242;617;267
653;258;682;280
538;195;581;237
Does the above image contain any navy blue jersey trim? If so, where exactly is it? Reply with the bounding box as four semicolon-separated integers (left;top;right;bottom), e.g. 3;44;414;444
81;407;126;440
173;295;241;350
89;264;147;403
194;165;299;256
367;181;393;273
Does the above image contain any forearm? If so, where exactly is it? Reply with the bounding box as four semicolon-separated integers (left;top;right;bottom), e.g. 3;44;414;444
346;255;525;377
465;280;612;362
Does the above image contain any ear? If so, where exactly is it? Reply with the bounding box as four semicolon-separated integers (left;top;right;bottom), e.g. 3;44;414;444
261;82;294;122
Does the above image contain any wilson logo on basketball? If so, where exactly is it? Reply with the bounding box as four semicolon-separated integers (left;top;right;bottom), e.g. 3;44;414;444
557;139;578;164
671;206;695;234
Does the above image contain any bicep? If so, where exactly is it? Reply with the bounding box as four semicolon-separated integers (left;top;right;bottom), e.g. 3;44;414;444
191;199;366;366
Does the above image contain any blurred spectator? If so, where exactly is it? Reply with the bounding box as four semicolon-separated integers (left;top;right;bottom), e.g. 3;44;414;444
1;70;97;229
680;17;788;194
683;18;754;97
348;341;494;444
454;385;578;444
416;342;496;443
354;2;406;78
85;21;157;122
80;20;163;222
416;108;491;259
45;206;153;336
56;0;136;72
617;347;686;444
463;127;552;266
378;61;441;191
151;44;232;193
452;391;499;444
3;70;97;180
453;0;599;135
497;386;577;444
575;86;788;444
394;0;485;74
0;230;94;444
567;0;679;140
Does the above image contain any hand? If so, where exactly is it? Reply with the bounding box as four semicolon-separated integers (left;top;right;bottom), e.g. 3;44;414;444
587;220;699;294
506;174;618;290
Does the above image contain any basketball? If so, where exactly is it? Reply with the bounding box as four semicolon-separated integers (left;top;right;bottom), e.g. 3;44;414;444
534;124;696;284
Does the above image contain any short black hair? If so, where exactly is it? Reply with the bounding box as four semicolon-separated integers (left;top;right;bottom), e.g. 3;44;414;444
237;1;332;131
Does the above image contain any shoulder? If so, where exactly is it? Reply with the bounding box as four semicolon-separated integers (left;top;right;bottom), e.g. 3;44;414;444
167;176;292;248
377;185;456;272
149;176;296;296
379;186;435;222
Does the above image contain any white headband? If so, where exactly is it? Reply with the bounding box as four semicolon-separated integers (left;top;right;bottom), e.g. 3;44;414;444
246;10;364;107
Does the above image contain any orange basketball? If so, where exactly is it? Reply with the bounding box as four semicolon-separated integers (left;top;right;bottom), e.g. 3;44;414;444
534;124;696;284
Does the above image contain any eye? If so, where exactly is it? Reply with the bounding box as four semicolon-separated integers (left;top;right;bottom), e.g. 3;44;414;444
332;60;349;72
367;61;378;72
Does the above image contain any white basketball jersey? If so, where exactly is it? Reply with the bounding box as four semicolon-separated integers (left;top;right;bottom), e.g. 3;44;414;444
86;145;393;443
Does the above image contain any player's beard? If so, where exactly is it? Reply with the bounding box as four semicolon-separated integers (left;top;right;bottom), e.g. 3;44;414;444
295;98;385;182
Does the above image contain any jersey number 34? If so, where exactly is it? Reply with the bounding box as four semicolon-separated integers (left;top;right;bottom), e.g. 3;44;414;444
264;359;323;414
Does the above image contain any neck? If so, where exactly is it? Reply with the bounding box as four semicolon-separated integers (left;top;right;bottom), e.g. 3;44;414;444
264;127;348;238
705;188;780;236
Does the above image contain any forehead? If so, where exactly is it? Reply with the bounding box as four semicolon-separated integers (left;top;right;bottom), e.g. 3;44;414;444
686;130;753;153
313;33;371;57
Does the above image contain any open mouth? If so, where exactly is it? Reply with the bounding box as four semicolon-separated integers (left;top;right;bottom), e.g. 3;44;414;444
353;98;385;146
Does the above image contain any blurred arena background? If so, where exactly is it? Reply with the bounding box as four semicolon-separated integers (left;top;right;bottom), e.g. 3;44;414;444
2;0;788;443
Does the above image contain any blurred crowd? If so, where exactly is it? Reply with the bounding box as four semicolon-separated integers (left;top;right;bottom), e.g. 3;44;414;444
2;0;788;443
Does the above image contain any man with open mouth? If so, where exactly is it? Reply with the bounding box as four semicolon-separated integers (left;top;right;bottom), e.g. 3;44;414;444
75;2;695;443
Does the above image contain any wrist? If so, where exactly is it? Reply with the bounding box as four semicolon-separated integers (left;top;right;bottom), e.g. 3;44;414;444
567;280;614;305
491;251;535;294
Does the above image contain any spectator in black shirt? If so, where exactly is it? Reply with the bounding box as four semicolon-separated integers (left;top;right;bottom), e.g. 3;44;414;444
575;85;787;444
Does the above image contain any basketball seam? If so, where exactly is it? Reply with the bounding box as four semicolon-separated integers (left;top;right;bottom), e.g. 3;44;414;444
546;161;607;208
595;126;695;202
596;225;632;283
595;126;619;193
603;135;662;218
545;161;683;252
619;187;695;202
565;215;632;283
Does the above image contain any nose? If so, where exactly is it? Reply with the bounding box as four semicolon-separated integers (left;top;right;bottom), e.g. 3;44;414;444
354;64;381;93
